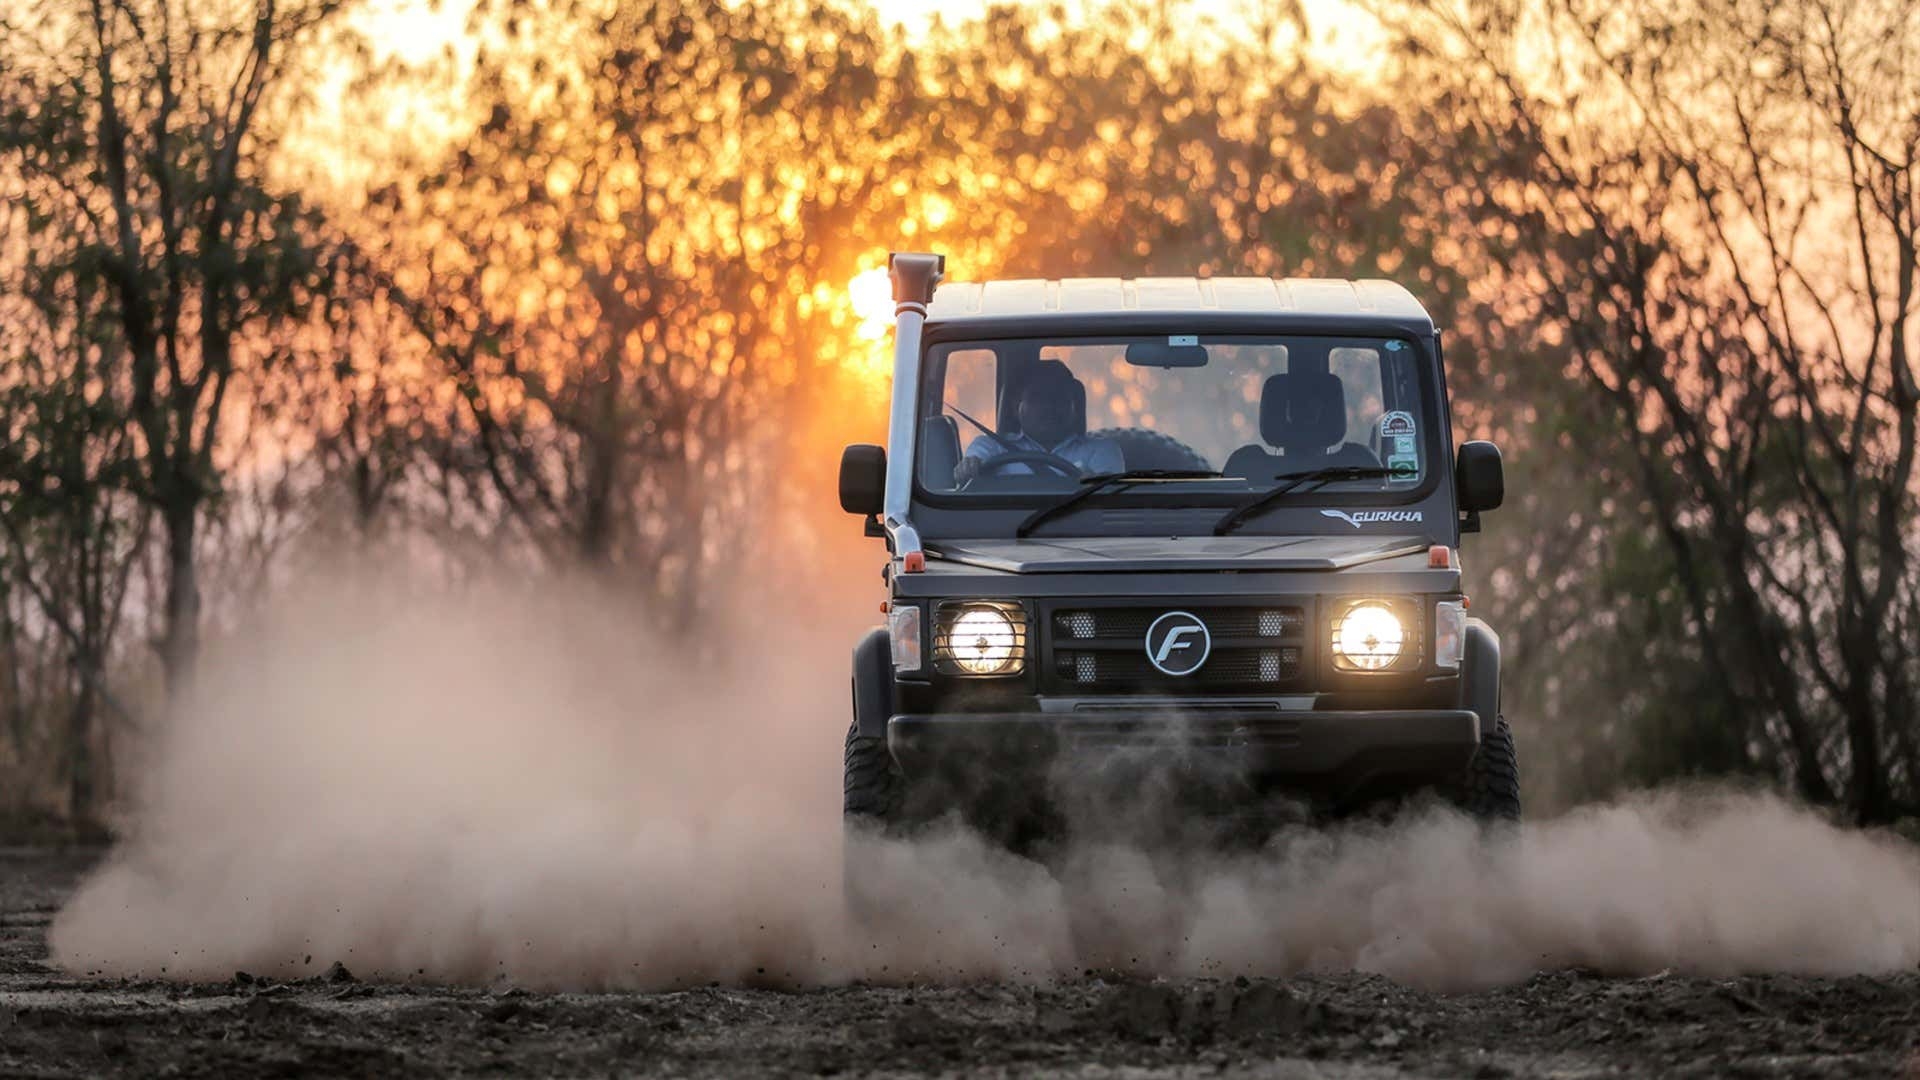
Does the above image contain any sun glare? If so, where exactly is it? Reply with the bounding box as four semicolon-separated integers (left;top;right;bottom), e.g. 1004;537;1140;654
849;267;895;341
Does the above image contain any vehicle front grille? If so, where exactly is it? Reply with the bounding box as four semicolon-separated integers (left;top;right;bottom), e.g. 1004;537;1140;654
1044;601;1311;693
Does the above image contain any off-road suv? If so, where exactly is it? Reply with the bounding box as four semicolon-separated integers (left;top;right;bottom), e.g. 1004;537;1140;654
838;252;1516;850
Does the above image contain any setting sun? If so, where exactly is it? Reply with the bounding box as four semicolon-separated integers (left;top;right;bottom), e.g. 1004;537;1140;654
849;267;895;341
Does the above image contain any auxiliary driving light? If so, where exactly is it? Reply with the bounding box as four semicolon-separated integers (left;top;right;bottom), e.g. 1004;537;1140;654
936;603;1026;675
1333;603;1406;671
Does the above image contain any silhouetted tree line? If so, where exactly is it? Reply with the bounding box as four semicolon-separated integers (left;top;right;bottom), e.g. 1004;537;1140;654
1;0;1914;827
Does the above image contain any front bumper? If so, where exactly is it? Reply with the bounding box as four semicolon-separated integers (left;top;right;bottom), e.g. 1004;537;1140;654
887;708;1481;792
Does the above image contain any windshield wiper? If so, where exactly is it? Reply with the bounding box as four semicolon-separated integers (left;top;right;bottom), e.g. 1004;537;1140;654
1016;469;1224;537
1211;466;1397;536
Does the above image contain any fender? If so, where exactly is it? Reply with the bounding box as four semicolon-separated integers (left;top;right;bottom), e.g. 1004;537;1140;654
1460;617;1500;741
852;627;894;739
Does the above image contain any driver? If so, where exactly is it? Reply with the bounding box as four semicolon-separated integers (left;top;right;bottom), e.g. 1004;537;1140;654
954;361;1123;483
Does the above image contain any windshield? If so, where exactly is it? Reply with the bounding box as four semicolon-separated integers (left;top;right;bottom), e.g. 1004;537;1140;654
916;334;1435;498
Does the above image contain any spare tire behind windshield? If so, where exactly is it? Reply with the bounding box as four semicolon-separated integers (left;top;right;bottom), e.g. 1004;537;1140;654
1086;427;1213;472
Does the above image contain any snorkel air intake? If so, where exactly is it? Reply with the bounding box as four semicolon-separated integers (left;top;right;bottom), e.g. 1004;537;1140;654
883;252;945;566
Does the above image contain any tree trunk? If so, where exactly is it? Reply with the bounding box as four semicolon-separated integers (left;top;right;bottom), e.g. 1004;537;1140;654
577;380;621;565
1846;704;1891;824
160;502;200;696
352;456;380;536
1839;631;1891;823
0;585;25;750
66;673;95;826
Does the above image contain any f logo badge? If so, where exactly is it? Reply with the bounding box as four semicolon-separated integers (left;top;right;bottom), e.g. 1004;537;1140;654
1145;611;1211;676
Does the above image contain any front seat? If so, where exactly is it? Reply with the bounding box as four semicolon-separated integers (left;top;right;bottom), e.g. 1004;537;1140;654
920;415;962;488
1224;372;1379;481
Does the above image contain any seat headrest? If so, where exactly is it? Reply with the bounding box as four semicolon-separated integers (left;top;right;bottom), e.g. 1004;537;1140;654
1260;372;1349;453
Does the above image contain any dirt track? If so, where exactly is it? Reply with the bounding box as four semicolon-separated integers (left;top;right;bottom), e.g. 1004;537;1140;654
2;849;1915;1078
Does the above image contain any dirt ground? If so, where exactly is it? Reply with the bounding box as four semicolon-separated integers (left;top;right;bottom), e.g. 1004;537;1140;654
2;849;1915;1078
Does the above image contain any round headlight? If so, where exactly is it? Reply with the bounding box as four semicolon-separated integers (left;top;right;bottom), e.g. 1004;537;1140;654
948;607;1019;674
1335;604;1404;670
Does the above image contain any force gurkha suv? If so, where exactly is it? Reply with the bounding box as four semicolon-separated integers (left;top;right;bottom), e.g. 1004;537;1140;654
838;253;1516;851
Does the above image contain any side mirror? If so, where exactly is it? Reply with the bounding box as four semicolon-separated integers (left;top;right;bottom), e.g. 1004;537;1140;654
839;444;887;516
1456;441;1504;513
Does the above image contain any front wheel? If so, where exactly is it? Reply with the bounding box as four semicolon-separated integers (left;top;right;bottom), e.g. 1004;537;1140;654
1445;715;1521;823
842;718;906;921
843;718;904;828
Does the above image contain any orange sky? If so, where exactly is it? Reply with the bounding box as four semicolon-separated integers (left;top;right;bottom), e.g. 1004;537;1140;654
350;0;1390;73
324;0;1395;353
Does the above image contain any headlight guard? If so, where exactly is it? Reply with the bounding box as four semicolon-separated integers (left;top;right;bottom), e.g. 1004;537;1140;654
1329;597;1423;673
933;600;1029;676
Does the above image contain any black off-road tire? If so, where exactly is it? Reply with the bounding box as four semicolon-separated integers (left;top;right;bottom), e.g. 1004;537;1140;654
1085;426;1213;472
842;719;904;828
843;719;907;921
1447;716;1522;823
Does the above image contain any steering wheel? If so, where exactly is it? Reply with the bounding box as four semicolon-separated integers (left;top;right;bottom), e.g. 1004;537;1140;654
977;450;1082;479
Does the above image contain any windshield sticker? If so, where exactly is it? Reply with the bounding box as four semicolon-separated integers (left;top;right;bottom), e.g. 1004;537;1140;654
1379;410;1419;481
1322;509;1424;528
1168;334;1198;346
1384;340;1406;352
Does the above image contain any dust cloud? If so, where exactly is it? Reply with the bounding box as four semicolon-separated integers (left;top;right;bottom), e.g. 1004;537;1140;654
50;574;1920;992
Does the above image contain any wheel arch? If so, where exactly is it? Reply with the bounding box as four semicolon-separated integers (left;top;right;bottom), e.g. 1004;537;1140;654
852;627;894;739
1461;617;1500;740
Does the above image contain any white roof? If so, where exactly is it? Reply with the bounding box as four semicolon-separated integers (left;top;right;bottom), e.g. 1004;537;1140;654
924;277;1432;327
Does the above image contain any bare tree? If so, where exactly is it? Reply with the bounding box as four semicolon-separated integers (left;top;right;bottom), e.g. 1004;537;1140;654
1380;0;1920;820
1;0;351;692
350;0;917;625
0;212;148;821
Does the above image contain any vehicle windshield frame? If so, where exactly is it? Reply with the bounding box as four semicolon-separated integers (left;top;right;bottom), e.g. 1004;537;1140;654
908;327;1447;513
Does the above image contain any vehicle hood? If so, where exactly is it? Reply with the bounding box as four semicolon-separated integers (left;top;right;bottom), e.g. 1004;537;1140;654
924;534;1429;573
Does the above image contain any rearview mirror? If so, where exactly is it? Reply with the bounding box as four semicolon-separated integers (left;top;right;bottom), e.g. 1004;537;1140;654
839;444;886;516
1124;341;1208;368
1456;441;1504;513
